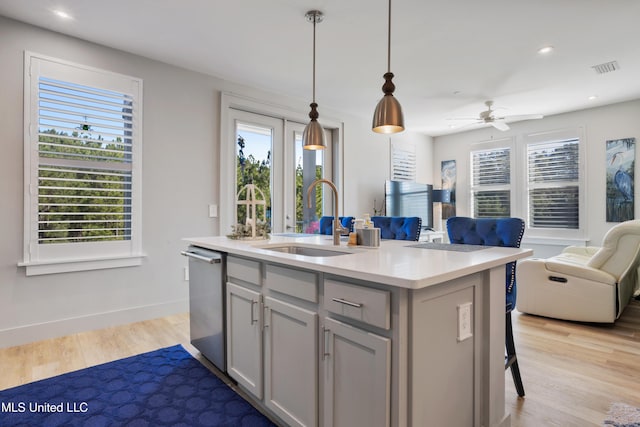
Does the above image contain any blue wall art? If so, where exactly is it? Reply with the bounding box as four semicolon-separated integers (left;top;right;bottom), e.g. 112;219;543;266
441;160;456;219
606;137;635;222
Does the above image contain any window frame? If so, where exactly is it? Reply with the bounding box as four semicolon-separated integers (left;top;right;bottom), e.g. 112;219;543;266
522;128;586;240
469;137;515;218
20;52;144;276
466;130;585;241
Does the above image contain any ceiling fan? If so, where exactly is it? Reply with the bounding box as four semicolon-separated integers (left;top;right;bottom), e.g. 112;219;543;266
447;100;543;131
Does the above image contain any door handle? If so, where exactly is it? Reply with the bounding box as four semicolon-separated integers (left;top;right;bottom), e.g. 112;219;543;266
322;327;330;360
250;300;258;325
263;305;270;329
181;250;221;264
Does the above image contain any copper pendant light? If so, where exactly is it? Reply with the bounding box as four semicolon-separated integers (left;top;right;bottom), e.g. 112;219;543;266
303;10;327;150
372;0;405;134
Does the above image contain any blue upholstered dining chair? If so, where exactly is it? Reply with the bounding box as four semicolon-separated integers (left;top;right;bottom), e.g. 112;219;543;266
446;216;526;397
371;216;422;241
318;216;354;235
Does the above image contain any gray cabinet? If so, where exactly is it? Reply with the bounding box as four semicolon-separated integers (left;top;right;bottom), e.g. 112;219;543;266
225;256;484;427
226;282;262;398
264;296;318;427
322;317;391;427
226;257;320;427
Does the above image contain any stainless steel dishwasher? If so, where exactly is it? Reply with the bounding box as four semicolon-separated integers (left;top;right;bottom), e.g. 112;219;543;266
181;246;226;372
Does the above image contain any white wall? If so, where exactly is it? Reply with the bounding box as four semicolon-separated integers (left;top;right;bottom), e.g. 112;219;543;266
343;131;434;218
0;16;433;347
433;99;640;257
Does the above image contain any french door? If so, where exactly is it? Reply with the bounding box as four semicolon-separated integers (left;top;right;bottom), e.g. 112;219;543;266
284;122;329;233
222;107;332;235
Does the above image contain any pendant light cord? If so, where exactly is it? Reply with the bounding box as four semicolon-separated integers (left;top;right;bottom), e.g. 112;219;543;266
387;0;392;73
312;15;317;103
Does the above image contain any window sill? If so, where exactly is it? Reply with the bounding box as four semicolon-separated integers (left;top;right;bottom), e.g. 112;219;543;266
18;254;146;276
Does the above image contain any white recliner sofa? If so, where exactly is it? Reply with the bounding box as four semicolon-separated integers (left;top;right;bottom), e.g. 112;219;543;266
517;219;640;323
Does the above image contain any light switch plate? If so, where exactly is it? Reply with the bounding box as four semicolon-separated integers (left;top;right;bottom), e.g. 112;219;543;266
208;204;218;218
457;302;473;342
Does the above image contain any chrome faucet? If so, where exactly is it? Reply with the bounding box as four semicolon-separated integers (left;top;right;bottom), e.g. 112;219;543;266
307;179;346;245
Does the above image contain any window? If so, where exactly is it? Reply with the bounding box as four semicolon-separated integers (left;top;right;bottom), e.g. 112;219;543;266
527;138;580;230
470;142;512;218
467;130;584;240
22;53;143;275
293;128;325;233
390;141;416;181
236;122;273;227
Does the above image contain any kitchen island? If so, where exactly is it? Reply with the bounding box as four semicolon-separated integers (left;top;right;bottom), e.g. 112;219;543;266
184;234;532;427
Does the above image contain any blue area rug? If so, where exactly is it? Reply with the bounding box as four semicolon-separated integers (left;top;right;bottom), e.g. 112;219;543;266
0;344;276;426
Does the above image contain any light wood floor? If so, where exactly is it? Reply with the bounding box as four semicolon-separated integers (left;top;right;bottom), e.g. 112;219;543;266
506;299;640;427
1;302;639;427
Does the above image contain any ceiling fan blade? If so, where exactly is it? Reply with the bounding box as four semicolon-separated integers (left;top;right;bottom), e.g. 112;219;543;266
445;117;481;121
448;121;483;132
502;114;544;121
491;120;510;131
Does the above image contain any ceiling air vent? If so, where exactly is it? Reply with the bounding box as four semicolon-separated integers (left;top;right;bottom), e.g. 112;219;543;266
592;60;620;74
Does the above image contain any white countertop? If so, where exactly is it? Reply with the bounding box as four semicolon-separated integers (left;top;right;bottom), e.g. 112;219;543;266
183;234;533;290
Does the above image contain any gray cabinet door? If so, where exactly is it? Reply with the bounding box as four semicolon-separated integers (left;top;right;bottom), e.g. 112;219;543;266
226;282;263;398
264;296;318;427
322;317;390;427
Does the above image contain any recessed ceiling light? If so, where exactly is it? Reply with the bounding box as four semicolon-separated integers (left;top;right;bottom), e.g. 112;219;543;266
588;95;598;101
537;46;554;54
53;10;73;19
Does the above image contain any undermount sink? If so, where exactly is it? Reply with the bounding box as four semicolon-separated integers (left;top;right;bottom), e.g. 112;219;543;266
257;244;354;257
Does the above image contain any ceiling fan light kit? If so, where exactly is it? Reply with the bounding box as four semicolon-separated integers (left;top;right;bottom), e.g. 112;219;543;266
537;45;554;54
372;0;404;134
303;10;327;150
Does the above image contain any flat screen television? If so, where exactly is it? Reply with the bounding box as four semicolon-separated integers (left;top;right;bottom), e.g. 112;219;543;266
385;180;433;230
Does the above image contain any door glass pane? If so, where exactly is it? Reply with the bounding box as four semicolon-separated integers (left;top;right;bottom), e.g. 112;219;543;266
236;122;272;228
295;131;324;233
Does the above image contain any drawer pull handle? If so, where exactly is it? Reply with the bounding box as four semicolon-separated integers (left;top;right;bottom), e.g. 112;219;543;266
332;297;363;308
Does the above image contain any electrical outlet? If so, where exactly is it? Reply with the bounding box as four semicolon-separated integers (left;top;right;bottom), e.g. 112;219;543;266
457;302;473;342
183;266;189;281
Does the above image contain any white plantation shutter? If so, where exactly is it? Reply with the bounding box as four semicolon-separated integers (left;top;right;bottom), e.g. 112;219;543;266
37;77;134;243
391;142;416;181
527;139;580;229
23;53;143;275
470;147;511;217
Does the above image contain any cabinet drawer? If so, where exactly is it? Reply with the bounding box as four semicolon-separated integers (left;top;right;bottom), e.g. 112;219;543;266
266;264;318;303
227;256;261;285
324;280;390;329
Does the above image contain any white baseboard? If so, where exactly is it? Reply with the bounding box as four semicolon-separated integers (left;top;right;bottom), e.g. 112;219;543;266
0;299;189;349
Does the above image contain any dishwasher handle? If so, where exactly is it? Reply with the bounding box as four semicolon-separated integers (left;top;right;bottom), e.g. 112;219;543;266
181;250;222;264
